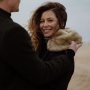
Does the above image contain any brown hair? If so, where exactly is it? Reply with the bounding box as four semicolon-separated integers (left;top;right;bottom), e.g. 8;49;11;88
28;2;67;51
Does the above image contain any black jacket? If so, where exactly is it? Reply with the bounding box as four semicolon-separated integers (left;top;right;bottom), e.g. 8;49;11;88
36;36;75;90
0;8;75;90
39;50;74;90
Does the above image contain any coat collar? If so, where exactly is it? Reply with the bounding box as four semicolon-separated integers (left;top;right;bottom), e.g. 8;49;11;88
47;28;82;51
0;8;11;18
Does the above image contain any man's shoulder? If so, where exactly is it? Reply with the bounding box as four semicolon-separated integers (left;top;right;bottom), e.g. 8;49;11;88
1;18;25;31
5;19;23;29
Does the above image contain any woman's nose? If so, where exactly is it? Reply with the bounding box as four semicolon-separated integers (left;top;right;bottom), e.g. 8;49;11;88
43;21;48;27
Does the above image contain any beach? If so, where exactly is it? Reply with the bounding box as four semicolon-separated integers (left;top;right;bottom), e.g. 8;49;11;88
68;43;90;90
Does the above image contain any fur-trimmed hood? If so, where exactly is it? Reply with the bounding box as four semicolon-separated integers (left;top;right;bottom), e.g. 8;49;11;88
47;28;82;51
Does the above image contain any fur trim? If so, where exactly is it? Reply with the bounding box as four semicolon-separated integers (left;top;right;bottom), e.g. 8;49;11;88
47;28;82;51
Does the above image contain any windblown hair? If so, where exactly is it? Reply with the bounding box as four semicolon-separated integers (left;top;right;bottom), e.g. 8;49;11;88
28;2;67;50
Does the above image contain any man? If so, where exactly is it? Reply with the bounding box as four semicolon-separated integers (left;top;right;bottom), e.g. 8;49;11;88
0;0;80;89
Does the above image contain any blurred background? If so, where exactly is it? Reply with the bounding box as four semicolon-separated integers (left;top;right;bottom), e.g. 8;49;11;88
12;0;90;90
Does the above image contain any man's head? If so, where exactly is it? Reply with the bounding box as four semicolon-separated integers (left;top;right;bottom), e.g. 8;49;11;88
0;0;20;13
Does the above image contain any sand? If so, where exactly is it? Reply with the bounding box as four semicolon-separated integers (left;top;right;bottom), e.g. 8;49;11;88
68;43;90;90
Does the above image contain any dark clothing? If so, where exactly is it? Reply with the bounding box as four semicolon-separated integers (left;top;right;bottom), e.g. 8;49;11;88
0;8;75;90
36;38;75;90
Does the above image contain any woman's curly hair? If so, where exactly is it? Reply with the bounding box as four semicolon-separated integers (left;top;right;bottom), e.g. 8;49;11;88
28;2;67;51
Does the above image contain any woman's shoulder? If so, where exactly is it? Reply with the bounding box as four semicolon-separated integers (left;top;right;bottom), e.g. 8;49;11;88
47;49;75;60
47;28;82;52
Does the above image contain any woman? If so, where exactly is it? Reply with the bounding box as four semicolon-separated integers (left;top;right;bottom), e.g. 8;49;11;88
28;2;82;90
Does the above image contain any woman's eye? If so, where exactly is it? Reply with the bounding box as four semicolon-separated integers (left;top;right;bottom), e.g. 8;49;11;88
48;19;53;22
40;20;44;23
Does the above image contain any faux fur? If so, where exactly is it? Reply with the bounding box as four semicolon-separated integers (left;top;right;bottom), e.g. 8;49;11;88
47;28;82;51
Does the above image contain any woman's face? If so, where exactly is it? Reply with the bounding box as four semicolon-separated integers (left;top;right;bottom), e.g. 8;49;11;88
40;10;59;38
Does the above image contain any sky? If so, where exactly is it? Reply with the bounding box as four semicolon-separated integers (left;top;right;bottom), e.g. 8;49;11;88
12;0;90;43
